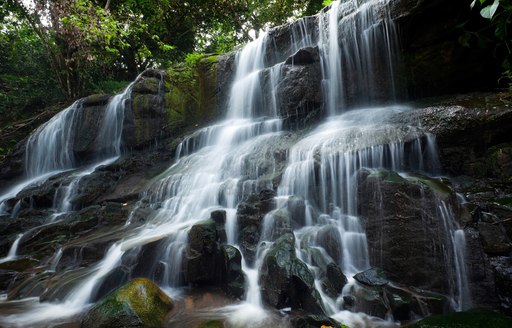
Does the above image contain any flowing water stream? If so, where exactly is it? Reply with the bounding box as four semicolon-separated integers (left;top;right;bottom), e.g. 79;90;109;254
0;1;471;327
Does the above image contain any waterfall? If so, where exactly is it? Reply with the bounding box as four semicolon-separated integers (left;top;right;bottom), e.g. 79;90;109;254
0;234;23;264
25;101;82;178
52;84;133;214
0;1;472;327
0;101;84;214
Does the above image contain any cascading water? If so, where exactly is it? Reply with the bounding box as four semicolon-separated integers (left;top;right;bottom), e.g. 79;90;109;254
0;80;137;326
0;1;472;327
52;84;133;214
0;101;83;214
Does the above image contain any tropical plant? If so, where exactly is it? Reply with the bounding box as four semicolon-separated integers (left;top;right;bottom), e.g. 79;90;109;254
466;0;512;89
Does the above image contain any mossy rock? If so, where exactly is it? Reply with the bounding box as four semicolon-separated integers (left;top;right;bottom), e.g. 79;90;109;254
407;309;512;328
132;77;160;94
197;320;224;328
80;277;174;328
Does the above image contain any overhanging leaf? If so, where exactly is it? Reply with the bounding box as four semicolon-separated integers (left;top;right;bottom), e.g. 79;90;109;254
480;0;500;19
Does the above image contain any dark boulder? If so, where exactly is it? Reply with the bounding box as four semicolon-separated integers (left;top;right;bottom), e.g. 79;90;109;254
185;219;220;285
219;245;245;298
321;262;347;298
259;233;324;314
354;268;389;287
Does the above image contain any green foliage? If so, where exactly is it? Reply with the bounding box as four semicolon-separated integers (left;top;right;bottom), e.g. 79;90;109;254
91;80;131;95
0;18;64;121
323;0;335;7
463;0;512;90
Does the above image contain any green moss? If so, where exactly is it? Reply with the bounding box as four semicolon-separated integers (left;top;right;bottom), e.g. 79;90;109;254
397;172;454;198
368;170;408;184
198;320;224;328
407;309;512;328
83;277;173;328
164;53;219;132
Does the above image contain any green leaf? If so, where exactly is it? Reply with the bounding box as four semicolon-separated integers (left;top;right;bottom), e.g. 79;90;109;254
480;0;500;19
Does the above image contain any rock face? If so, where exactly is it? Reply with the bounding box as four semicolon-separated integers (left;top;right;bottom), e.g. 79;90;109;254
272;47;323;129
73;94;112;160
183;212;246;298
81;277;174;328
123;69;169;150
259;233;325;314
358;170;458;295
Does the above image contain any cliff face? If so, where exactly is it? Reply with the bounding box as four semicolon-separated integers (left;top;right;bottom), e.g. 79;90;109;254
0;0;511;326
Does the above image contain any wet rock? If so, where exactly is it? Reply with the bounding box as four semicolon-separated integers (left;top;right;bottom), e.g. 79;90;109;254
266;53;323;129
284;46;320;66
479;222;511;255
290;314;340;328
16;204;129;268
321;262;347;298
316;225;342;264
266;208;293;241
237;190;276;263
287;195;307;227
265;16;319;66
123;70;170;150
259;233;324;314
81;277;174;328
185;219;220;285
354;268;389;287
219;245;245;298
0;269;16;292
359;169;456;295
73;94;110;162
400;96;512;177
349;279;450;321
211;210;226;225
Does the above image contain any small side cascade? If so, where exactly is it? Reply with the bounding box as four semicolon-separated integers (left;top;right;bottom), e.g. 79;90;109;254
51;82;134;214
0;233;23;264
25;101;83;179
438;199;472;311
